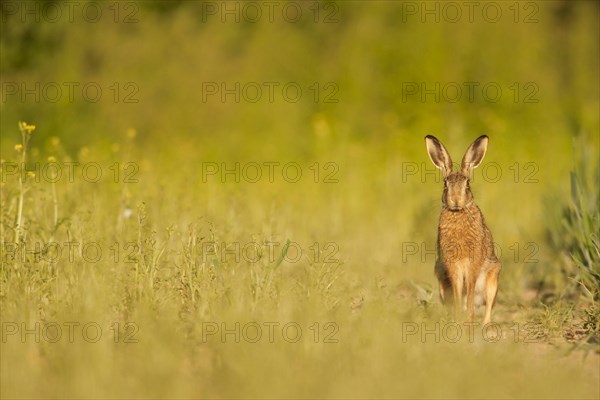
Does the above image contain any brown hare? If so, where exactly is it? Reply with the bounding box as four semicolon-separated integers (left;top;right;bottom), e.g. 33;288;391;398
425;135;501;324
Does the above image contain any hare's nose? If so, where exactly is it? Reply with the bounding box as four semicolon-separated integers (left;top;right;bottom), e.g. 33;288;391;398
448;198;462;210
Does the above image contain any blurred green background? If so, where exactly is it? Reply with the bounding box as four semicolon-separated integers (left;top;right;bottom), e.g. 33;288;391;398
1;1;599;399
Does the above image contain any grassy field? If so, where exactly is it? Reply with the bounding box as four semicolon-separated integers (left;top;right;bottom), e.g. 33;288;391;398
1;1;599;399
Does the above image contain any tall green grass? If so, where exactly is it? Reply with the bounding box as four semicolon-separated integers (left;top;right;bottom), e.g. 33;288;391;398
1;1;599;398
565;140;600;299
541;134;600;348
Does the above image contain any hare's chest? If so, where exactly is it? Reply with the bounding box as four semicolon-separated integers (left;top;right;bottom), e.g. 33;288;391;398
438;211;484;258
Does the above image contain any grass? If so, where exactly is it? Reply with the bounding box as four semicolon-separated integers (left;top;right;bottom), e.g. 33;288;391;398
1;1;599;398
1;120;598;399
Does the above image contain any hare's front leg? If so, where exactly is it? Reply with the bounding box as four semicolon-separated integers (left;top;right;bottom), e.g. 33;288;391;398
450;269;464;319
483;261;501;324
466;274;477;322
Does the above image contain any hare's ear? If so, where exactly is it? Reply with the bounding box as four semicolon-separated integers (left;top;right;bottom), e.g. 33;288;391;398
461;135;488;177
425;135;453;178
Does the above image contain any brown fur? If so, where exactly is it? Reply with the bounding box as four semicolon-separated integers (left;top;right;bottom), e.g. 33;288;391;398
425;135;501;324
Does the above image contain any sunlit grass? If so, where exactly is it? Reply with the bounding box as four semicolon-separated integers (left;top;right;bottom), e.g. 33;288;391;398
1;120;599;399
1;1;599;398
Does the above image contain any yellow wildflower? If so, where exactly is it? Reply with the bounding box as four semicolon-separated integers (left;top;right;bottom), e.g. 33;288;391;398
18;121;36;133
14;144;23;152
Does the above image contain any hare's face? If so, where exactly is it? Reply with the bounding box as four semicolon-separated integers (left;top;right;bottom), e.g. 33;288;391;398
425;135;489;211
443;173;473;211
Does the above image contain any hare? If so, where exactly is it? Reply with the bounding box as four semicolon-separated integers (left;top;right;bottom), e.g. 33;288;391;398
425;135;501;324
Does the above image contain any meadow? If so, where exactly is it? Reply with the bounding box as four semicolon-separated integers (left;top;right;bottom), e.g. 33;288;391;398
0;1;599;399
